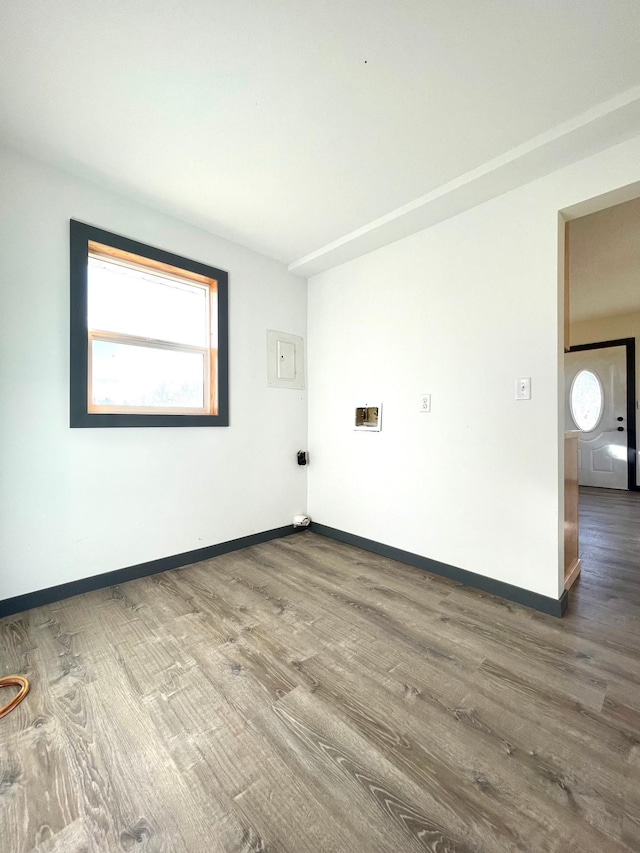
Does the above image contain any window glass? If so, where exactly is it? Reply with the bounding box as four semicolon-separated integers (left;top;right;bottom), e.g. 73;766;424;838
570;369;603;432
91;340;205;409
88;258;208;347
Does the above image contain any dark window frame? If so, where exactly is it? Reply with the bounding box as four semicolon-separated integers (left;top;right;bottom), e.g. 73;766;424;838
70;220;229;428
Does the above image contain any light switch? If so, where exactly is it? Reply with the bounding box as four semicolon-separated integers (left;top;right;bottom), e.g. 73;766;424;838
277;340;296;380
516;377;531;400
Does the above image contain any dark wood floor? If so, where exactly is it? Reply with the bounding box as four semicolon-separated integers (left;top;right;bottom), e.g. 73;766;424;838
1;491;640;852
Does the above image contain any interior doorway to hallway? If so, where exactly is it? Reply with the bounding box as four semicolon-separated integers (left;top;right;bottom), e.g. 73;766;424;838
561;192;640;601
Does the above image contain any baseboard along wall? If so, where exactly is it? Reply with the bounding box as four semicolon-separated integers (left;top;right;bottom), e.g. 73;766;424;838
311;522;568;618
0;522;567;619
0;525;300;618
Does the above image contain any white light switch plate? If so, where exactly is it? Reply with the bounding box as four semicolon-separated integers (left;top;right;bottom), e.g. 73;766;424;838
516;377;531;400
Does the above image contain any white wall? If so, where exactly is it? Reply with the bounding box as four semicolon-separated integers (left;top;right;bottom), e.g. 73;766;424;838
308;134;640;600
0;147;307;601
571;309;640;486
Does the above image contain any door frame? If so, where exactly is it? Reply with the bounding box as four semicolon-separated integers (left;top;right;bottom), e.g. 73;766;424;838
568;338;638;491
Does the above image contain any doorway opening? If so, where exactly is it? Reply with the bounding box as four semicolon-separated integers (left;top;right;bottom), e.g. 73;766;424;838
560;189;640;609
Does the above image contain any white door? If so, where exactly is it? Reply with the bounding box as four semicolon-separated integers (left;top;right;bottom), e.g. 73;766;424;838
565;346;628;489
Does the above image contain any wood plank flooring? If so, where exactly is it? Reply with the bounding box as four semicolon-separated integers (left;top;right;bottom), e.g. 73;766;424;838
1;492;640;852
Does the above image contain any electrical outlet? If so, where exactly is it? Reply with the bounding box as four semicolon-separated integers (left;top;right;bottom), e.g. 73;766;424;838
420;394;431;413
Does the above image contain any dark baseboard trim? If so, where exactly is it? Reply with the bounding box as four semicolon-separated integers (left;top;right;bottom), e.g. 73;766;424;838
0;525;301;619
311;523;568;618
1;522;568;620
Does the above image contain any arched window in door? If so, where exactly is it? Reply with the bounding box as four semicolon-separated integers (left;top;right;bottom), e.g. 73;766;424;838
570;369;603;432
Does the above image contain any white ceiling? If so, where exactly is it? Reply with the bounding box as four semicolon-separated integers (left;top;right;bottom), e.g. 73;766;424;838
2;1;640;274
569;196;640;323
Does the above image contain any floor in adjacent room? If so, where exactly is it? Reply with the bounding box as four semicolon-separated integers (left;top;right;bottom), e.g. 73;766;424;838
1;493;639;852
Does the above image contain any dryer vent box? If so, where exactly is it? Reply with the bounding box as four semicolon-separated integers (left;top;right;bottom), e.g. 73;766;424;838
354;403;382;431
267;330;305;389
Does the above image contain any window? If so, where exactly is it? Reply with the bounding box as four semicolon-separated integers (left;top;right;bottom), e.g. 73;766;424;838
70;220;228;427
570;369;603;432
